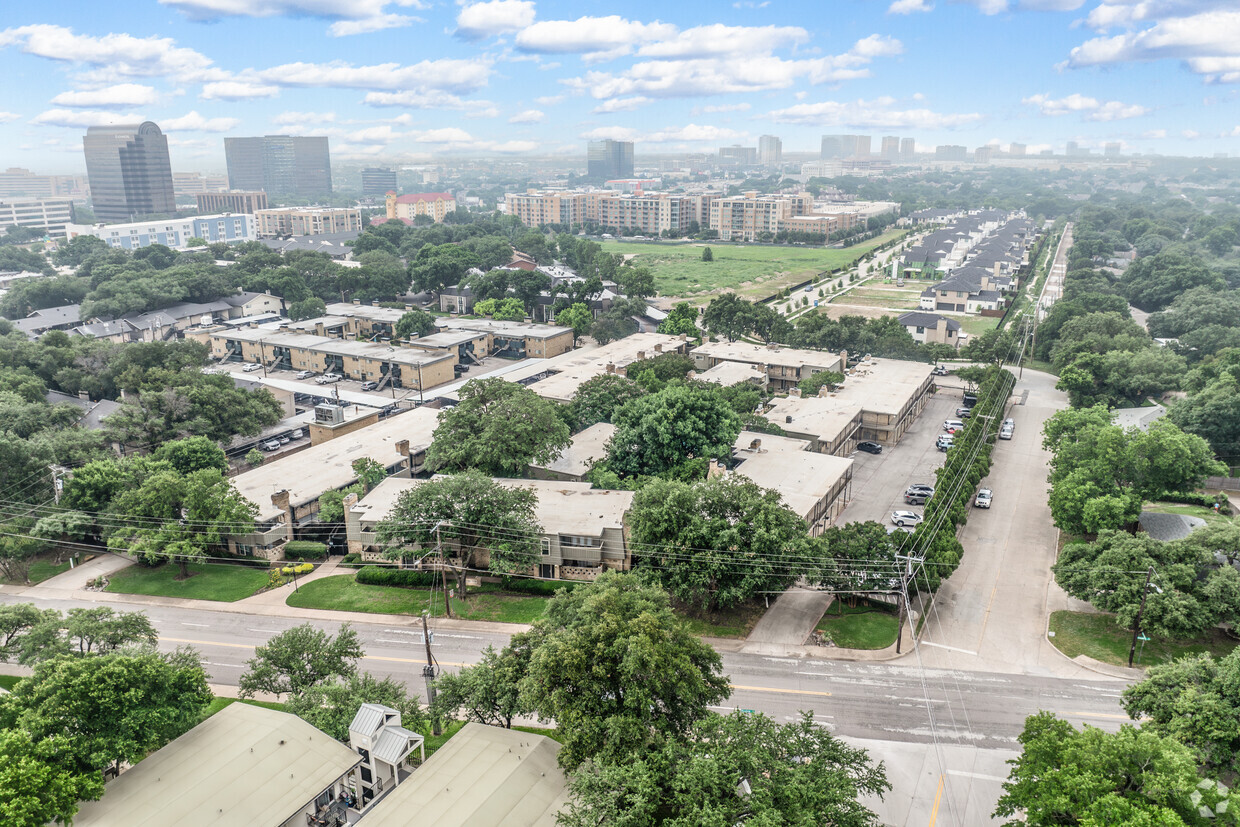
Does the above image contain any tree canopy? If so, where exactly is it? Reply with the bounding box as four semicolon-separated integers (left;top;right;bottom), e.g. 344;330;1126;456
606;383;744;478
238;623;364;698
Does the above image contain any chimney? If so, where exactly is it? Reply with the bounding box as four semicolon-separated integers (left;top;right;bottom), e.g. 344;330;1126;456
785;415;793;423
790;387;802;398
78;390;90;401
395;439;409;455
679;333;687;341
636;351;645;360
271;490;291;510
749;438;762;451
654;343;663;353
343;491;359;510
707;460;727;480
606;363;616;374
353;299;361;305
839;350;849;370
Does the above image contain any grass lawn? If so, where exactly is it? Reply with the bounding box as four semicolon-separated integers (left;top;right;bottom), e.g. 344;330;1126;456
0;675;21;691
957;315;1001;337
1144;502;1235;526
1048;610;1239;668
601;230;905;300
27;558;72;584
202;697;288;719
105;562;270;602
285;573;551;624
674;601;766;639
816;599;899;650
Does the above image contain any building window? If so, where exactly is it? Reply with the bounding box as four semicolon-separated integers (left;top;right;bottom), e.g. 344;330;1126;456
916;326;925;334
541;538;550;556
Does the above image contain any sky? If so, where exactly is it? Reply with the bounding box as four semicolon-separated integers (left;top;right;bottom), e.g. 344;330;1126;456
2;0;1240;173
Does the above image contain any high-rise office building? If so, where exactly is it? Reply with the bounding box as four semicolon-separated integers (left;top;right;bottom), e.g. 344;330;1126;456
362;167;398;198
900;138;916;158
881;136;900;160
719;145;758;165
1008;142;1026;156
82;122;175;223
820;135;870;159
587;140;634;179
1104;142;1121;157
758;135;783;166
935;145;969;162
224;135;332;199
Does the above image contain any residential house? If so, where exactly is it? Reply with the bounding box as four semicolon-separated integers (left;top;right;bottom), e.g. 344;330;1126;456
348;704;425;811
9;303;80;339
897;311;962;347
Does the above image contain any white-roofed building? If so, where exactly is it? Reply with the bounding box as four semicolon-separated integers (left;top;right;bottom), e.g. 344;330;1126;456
728;431;854;534
73;702;362;827
348;703;425;811
528;422;616;482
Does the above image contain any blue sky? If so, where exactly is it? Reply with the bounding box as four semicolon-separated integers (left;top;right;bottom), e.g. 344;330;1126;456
1;0;1239;173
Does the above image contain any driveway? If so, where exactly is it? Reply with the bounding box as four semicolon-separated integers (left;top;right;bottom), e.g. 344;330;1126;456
908;369;1092;677
741;588;834;653
22;553;133;594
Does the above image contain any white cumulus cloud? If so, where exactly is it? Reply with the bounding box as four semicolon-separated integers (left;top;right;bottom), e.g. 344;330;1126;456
888;0;933;13
200;79;281;100
508;109;545;123
0;24;213;81
31;109;143;128
636;24;809;59
764;98;983;129
0;111;19;123
1022;92;1150;120
329;13;419;36
50;84;162;108
161;110;240;132
592;96;650;113
516;15;679;61
456;0;536;39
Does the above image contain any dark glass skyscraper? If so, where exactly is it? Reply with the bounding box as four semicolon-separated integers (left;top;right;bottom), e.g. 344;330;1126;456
82;122;175;223
362;167;398;198
587;140;634;179
224;135;332;199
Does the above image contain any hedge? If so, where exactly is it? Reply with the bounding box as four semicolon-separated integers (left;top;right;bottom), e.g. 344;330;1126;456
355;566;439;588
283;541;328;560
498;576;578;597
280;562;315;575
340;553;364;568
1160;491;1235;516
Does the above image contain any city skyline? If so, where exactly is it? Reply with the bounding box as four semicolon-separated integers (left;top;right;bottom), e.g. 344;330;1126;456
1;0;1240;172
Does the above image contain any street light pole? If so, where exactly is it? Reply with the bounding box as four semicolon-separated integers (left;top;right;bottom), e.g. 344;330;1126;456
1128;566;1155;668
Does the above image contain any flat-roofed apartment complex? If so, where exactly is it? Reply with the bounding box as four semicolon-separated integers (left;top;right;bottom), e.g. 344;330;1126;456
229;406;440;558
759;355;936;450
504;189;713;236
0;197;74;235
729;431;853;534
496;332;690;402
210;328;457;392
256;207;361;238
434;317;575;360
691;340;845;393
382;191;457;224
709;191;813;241
195;191;268;214
347;477;634;581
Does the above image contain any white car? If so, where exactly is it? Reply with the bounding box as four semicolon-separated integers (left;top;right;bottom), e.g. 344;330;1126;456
242;363;262;373
296;370;316;380
943;419;964;432
891;510;923;528
999;426;1014;440
974;488;993;508
316;373;342;385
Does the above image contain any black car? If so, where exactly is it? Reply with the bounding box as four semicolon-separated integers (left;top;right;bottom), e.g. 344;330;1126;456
856;441;883;454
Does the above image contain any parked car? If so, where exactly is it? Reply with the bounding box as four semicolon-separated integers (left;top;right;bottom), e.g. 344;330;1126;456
262;439;281;452
906;484;935;496
936;435;954;450
856;441;883;455
943;419;964;432
904;492;930;505
956;407;972;419
243;363;262;373
974;488;993;508
360;381;379;391
962;393;978;408
1003;418;1014;428
296;370;315;379
999;426;1014;440
278;435;290;444
932;365;950;376
891;510;923;528
315;373;342;385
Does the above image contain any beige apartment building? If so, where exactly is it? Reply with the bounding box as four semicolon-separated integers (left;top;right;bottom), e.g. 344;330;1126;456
691;341;845;393
255;207;361;238
504;189;713;235
709;192;813;241
505;190;597;227
196;191;268;214
383;191;457;223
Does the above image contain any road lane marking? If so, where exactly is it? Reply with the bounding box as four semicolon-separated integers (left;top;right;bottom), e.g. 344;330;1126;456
948;770;1006;783
919;642;978;655
181;622;208;627
729;684;832;698
1064;711;1130;720
928;774;944;827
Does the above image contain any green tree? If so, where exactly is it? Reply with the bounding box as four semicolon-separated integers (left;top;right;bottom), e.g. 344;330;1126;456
994;712;1237;827
1122;649;1240;773
606;383;744;477
702;293;756;342
798;370;845;397
0;603;57;662
628;476;808;612
284;672;426;741
615;265;656;298
560;710;891;827
568;374;647;430
657;301;699;338
238;623;364;699
1169;375;1240;458
811;521;902;594
408;243;481;293
0;728;104;827
152;435;228;475
16;607;159;665
316;483;363;524
515;571;730;769
393;308;436;340
1;649;212;775
701;246;713;262
424;378;570;476
245;447;264;467
351;457;386;492
376;470;541;597
288;297;327;321
430;644;529;729
555;302;593;345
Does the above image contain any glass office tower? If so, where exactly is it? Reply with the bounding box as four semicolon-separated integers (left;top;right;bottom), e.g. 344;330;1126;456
82;122;176;223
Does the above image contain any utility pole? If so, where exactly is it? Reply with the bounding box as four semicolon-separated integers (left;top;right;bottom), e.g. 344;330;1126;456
1128;566;1155;668
435;521;451;618
421;611;441;736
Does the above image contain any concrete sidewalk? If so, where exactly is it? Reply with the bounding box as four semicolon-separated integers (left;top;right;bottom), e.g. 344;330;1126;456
740;588;833;654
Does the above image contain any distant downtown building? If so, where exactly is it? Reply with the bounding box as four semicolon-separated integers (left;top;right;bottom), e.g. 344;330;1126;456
82;122;176;223
378;192;457;225
820;134;871;159
719;145;758;165
0;197;75;236
195;191;269;214
64;213;257;250
256;207;361;238
758;135;783;166
224;135;332;198
362;168;398;198
0;167;84;198
900;138;916;158
587;140;634;179
880;136;900;160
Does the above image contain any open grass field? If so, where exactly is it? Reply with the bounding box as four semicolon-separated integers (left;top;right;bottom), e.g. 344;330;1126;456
0;553;72;585
957;315;1002;336
675;601;766;639
601;230;906;301
285;573;551;624
816;599;899;650
1048;610;1238;668
105;562;270;602
1144;501;1235;526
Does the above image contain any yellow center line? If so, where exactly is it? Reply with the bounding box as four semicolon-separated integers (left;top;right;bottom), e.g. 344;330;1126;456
729;683;832;698
928;773;944;827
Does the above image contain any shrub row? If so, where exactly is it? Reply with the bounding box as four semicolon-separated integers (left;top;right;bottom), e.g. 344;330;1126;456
283;541;328;560
1160;491;1235;515
497;576;578;597
355;566;439;588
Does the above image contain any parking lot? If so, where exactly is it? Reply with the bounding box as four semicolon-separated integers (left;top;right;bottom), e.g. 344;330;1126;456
839;390;963;527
